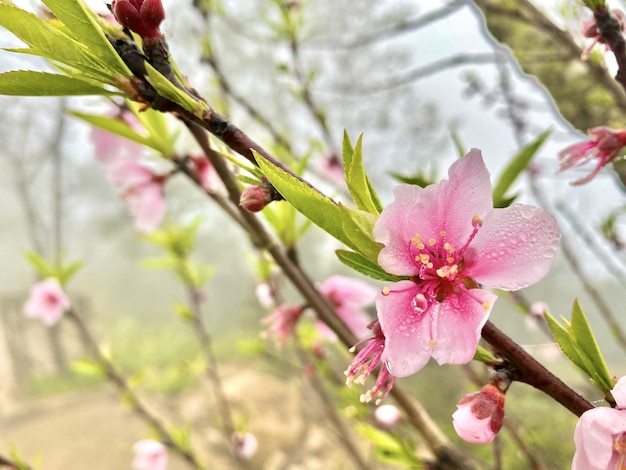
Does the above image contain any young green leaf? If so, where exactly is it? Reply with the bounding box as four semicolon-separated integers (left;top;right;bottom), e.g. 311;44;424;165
335;250;400;282
0;71;117;96
337;203;382;263
145;63;208;115
40;0;131;77
570;299;614;391
23;250;53;278
492;129;551;208
255;151;356;249
544;311;587;372
342;131;383;214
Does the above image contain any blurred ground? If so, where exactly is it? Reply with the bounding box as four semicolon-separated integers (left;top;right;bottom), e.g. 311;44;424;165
0;365;391;470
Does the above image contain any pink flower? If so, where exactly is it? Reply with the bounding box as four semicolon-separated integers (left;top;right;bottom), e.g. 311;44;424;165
232;432;258;460
525;301;548;331
260;304;304;348
23;278;70;326
108;161;167;233
255;282;276;309
373;149;559;378
452;384;505;444
375;404;402;426
317;153;344;185
112;0;165;39
573;376;626;469
189;155;221;193
90;111;143;165
316;275;376;341
132;439;167;470
345;319;396;404
559;126;626;185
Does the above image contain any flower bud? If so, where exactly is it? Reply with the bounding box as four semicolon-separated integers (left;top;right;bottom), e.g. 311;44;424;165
452;384;505;444
112;0;165;39
232;432;258;460
375;404;402;426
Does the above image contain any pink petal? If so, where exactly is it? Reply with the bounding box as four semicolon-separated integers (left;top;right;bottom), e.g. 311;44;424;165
375;149;493;276
128;183;166;233
431;289;496;365
573;407;626;470
107;161;153;188
336;306;372;339
23;279;70;326
452;402;496;444
376;280;434;377
463;204;560;291
320;275;378;308
613;377;626;408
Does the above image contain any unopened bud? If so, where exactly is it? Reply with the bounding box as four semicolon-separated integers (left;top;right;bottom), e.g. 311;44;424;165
240;183;279;212
452;384;505;444
112;0;165;39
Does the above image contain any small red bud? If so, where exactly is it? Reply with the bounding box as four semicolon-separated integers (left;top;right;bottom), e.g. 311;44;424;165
112;0;164;39
240;185;272;212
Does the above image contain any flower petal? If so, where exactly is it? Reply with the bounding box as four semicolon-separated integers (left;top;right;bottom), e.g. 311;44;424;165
463;204;560;291
573;407;626;470
431;289;496;365
376;281;433;377
375;149;493;276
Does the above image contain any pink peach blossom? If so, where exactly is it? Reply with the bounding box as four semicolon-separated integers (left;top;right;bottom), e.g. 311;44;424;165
108;161;166;233
23;278;70;326
373;149;559;378
260;304;304;348
573;376;626;469
189;155;221;192
452;384;505;444
559;126;626;185
316;275;376;341
317;153;345;185
132;439;167;470
90;110;143;165
375;404;402;426
581;10;626;60
232;432;258;459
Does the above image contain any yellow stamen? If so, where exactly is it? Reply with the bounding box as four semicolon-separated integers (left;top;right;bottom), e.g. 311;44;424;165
440;230;446;237
382;286;391;295
428;238;436;246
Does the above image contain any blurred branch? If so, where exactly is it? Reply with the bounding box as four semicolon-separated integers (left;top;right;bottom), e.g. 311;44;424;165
306;0;467;50
65;308;207;469
0;453;32;470
594;6;626;94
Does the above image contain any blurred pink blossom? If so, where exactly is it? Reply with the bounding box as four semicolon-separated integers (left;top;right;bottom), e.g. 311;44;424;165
317;153;344;185
374;404;402;426
90;111;143;165
260;304;304;348
452;384;505;444
559;126;626;185
525;301;548;331
189;155;221;192
573;376;626;469
345;319;395;404
255;282;276;309
132;439;168;470
316;275;376;341
23;278;70;326
373;149;560;378
232;432;258;460
108;161;167;233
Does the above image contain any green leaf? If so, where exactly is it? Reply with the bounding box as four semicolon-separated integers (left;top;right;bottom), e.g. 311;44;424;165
335;250;400;282
40;0;131;77
59;260;84;285
145;63;208;115
342;131;383;214
492;129;551;208
0;70;116;96
0;4;112;81
337;204;382;263
570;299;614;391
173;302;194;321
355;423;403;453
71;357;105;378
473;345;498;364
71;110;155;148
23;250;53;278
255;151;356;249
142;257;180;271
544;311;587;372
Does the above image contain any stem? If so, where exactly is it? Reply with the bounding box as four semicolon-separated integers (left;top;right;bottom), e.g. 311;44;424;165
594;6;626;93
481;321;593;417
64;309;206;469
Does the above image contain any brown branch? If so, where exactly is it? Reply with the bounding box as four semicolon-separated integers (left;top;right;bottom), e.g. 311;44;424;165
481;321;593;417
594;6;626;93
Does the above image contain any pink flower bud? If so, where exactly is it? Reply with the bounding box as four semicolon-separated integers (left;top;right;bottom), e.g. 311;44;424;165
240;185;271;212
132;439;167;470
232;432;258;460
112;0;165;39
375;404;402;426
452;384;505;444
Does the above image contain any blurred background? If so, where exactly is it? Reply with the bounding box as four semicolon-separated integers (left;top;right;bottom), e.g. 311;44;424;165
1;0;626;468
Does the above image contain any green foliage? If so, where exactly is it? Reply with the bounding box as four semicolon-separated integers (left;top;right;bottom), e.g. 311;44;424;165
144;63;208;116
342;132;383;214
0;70;116;96
168;424;193;453
173;302;195;322
23;250;83;285
355;423;422;468
545;300;615;398
473;345;499;364
492;130;551;208
71;357;106;379
8;445;33;470
335;250;399;282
